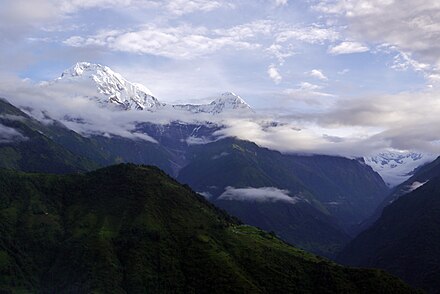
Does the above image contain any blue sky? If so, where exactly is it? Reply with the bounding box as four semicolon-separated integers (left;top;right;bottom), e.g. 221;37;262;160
2;0;440;156
0;0;428;104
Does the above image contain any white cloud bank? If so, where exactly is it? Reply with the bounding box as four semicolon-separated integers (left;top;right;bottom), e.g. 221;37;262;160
268;65;282;84
63;20;341;61
218;186;300;204
4;74;440;159
315;0;440;82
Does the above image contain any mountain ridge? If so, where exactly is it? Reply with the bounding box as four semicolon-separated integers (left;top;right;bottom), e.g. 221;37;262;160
0;164;416;293
52;62;253;115
337;173;440;293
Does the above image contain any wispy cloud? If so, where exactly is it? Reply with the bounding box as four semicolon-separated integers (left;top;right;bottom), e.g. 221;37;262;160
64;24;259;60
165;0;233;15
0;123;28;143
328;42;369;55
308;69;328;80
218;186;300;204
273;0;288;7
316;0;440;83
268;64;282;84
63;20;342;61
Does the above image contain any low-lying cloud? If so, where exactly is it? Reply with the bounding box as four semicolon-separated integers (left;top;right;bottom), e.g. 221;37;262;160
3;74;440;158
0;123;28;143
218;186;301;204
408;181;429;193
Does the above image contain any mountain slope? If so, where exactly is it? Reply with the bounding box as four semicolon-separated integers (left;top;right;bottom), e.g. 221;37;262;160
338;175;440;293
172;92;253;114
289;155;388;230
364;151;435;187
0;98;97;173
359;155;440;232
0;164;415;293
178;138;388;257
48;62;254;115
0;97;181;176
0;95;389;258
52;62;162;110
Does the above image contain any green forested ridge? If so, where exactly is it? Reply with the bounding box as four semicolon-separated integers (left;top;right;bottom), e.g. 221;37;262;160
0;164;414;293
0;98;392;258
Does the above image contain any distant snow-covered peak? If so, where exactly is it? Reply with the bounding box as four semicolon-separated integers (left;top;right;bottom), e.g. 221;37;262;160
209;92;252;113
364;151;436;187
173;92;253;115
213;92;249;105
49;62;254;116
55;62;161;111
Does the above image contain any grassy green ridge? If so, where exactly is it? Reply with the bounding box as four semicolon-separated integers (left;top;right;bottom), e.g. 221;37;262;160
0;164;415;293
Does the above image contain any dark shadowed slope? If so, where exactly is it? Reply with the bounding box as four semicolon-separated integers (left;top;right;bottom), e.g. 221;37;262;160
359;155;440;233
178;138;388;257
338;175;440;293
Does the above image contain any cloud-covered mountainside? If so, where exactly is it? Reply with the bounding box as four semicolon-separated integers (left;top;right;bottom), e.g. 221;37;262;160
0;98;97;174
0;74;391;258
1;62;434;186
4;1;440;179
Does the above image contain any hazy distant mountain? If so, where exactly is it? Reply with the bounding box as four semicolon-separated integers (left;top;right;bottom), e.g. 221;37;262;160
48;62;253;115
357;154;440;234
364;151;435;187
172;91;253;115
0;63;402;259
178;138;389;257
52;62;432;187
0;93;391;258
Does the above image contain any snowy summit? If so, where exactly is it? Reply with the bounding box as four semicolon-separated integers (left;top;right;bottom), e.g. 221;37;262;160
55;62;162;111
49;62;253;116
173;92;253;115
364;151;436;187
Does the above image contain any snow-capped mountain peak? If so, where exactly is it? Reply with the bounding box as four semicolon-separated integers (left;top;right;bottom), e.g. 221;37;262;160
209;92;252;113
172;92;253;115
55;62;161;111
47;62;254;116
364;151;436;187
